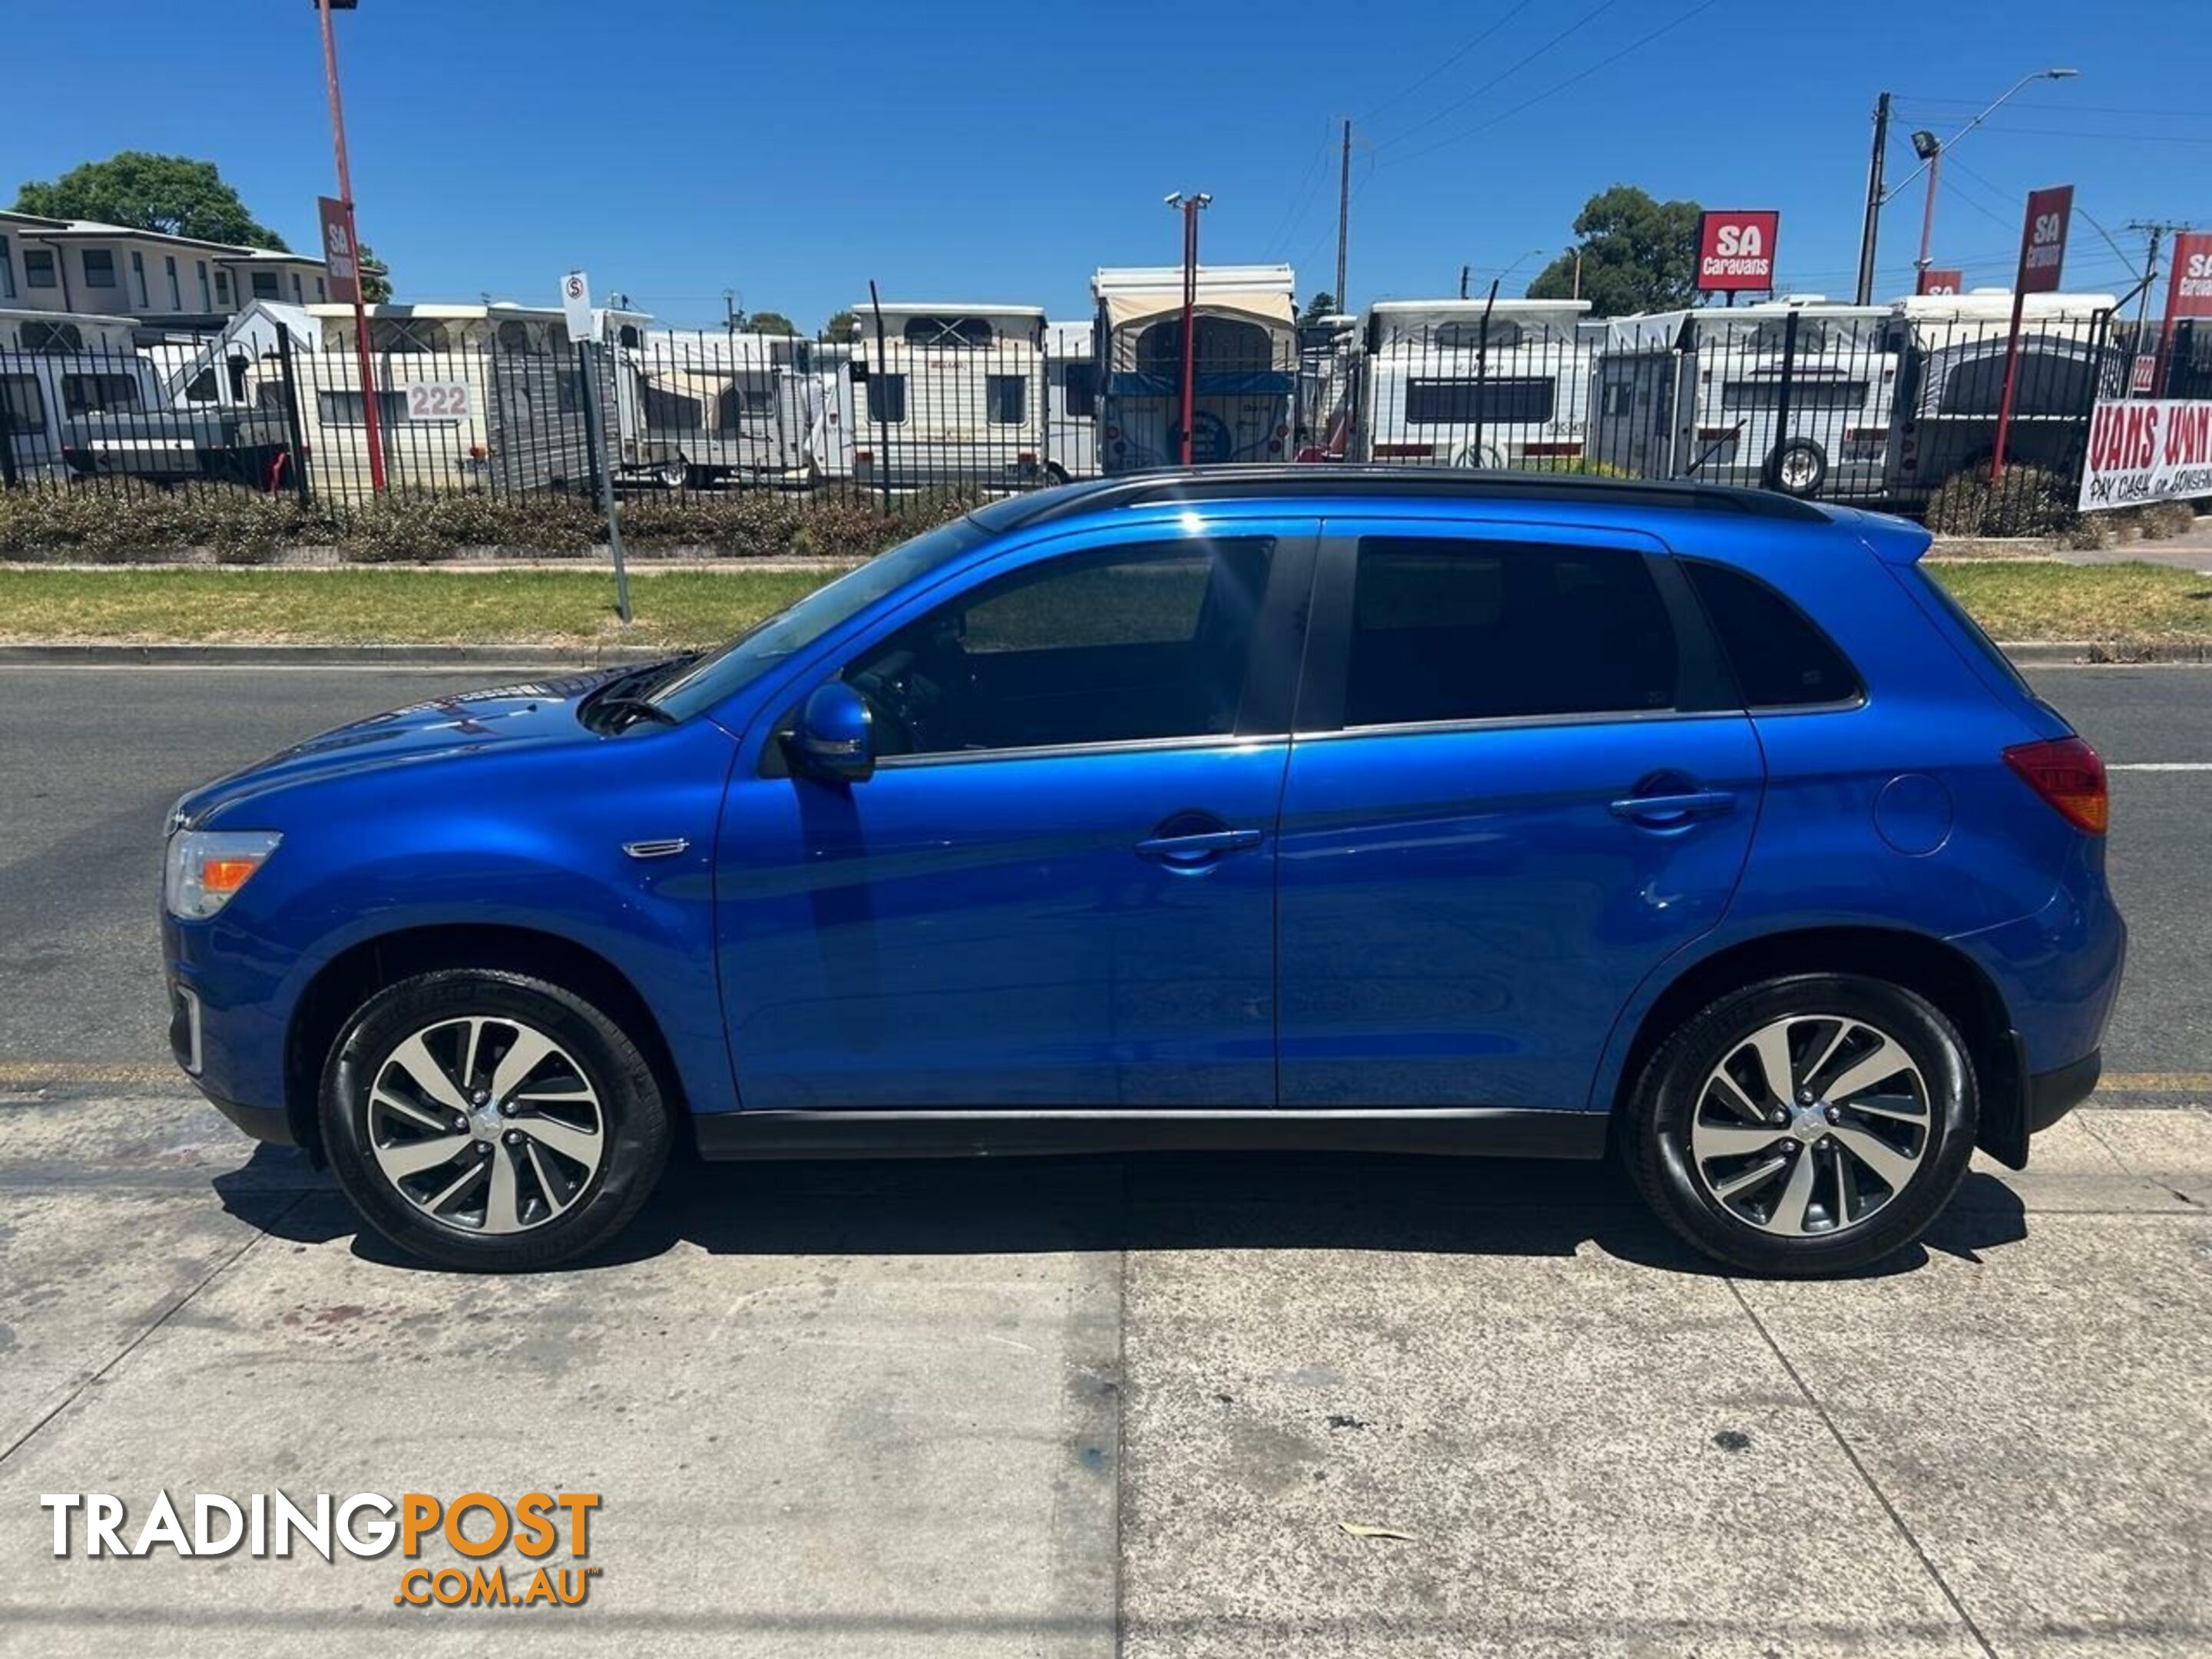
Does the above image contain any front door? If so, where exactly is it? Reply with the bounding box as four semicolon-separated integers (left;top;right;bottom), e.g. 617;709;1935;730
718;521;1315;1109
1277;518;1763;1111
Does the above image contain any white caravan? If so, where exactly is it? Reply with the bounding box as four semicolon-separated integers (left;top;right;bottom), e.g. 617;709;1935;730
1591;296;1896;498
1044;320;1098;481
633;329;819;488
1092;265;1298;472
0;308;167;481
1356;298;1593;469
1883;289;2122;496
844;303;1048;492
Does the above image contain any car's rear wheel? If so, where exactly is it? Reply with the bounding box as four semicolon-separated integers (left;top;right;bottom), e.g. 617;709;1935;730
320;969;671;1271
1624;974;1977;1276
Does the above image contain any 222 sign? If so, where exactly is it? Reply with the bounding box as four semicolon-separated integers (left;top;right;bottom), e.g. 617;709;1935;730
404;381;472;422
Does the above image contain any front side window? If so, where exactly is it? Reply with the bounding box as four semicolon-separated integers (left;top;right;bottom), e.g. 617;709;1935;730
846;537;1275;758
1403;377;1555;426
81;249;117;289
865;372;907;424
986;374;1026;425
62;374;144;416
25;249;58;289
1682;561;1861;708
1342;538;1676;727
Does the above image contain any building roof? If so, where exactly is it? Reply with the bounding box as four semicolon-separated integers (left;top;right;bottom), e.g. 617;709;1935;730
0;208;319;266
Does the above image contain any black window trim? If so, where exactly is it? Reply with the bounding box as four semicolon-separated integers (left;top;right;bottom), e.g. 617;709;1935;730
1293;525;1735;737
1677;555;1867;715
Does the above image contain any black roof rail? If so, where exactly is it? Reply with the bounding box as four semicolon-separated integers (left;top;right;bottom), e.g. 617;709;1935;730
979;465;1832;528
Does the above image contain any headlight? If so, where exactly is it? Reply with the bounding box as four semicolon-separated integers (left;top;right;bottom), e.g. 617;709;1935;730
165;830;282;920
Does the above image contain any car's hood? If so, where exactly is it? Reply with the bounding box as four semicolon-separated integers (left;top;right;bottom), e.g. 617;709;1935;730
173;668;630;828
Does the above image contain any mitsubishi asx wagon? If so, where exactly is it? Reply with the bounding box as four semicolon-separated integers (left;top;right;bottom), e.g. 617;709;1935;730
163;469;2123;1274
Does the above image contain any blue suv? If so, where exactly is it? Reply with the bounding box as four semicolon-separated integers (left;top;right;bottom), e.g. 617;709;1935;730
163;470;2123;1274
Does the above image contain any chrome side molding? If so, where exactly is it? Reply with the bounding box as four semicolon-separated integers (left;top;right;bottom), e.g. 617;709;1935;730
621;838;690;860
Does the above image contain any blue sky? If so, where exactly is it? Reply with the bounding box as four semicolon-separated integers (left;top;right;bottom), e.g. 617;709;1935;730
5;0;2205;328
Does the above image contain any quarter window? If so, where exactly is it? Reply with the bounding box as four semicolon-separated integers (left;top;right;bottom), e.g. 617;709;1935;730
1681;561;1862;708
845;537;1275;758
1342;538;1677;727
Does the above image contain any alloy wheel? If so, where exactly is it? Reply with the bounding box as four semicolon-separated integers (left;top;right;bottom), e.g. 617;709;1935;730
1687;1014;1931;1237
365;1016;606;1235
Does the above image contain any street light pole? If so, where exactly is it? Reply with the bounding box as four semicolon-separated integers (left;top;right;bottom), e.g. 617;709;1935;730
1912;131;1943;280
1166;192;1210;468
1883;68;2077;289
313;0;385;495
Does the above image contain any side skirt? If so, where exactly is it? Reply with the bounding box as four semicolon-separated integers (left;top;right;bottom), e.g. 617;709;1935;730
691;1107;1609;1163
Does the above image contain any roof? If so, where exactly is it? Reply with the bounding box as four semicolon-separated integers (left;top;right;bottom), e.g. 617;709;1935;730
1367;298;1591;320
1091;264;1297;299
971;465;1830;530
855;302;1048;320
0;209;318;265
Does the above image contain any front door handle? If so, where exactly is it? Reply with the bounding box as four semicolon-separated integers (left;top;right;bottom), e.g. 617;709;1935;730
1134;826;1264;865
1609;789;1737;826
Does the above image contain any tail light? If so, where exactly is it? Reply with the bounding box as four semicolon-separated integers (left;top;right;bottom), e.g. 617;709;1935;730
2005;737;2108;835
469;443;487;460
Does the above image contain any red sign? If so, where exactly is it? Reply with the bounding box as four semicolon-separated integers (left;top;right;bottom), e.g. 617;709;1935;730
318;196;361;305
2016;185;2072;295
2166;231;2212;322
1917;268;1964;296
1696;210;1779;293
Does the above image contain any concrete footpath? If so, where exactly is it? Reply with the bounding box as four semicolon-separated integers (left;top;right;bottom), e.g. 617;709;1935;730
0;1084;2206;1657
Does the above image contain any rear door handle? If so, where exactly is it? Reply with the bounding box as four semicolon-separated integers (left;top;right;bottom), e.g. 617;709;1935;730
1609;790;1737;826
1134;826;1263;863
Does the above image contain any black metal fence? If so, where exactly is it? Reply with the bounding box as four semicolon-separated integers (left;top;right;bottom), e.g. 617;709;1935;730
0;302;2148;531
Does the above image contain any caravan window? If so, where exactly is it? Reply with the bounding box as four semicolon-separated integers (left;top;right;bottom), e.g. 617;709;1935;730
1403;377;1556;426
368;318;452;354
987;375;1027;425
866;373;908;424
1433;320;1525;352
318;390;409;427
495;320;538;353
1057;359;1098;417
902;316;995;349
2;374;45;431
715;378;775;428
1720;380;1869;412
62;375;144;416
1135;316;1276;376
19;321;85;353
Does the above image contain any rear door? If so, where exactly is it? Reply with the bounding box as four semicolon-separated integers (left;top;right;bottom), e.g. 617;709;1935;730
1277;517;1763;1111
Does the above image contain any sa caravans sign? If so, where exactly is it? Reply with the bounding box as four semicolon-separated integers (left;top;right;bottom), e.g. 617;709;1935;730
1695;210;1779;294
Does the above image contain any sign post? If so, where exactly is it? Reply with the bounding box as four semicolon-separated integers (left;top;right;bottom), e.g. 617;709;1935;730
563;270;631;625
1989;184;2073;484
313;2;383;495
1696;210;1780;298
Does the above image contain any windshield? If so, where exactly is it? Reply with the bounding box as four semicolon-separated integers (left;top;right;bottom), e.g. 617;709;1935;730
648;515;991;720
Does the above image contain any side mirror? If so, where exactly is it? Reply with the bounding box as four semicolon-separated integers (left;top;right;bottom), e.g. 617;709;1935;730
787;680;874;783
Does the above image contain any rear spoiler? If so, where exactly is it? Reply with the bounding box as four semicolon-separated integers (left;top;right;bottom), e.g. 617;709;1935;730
1855;515;1934;565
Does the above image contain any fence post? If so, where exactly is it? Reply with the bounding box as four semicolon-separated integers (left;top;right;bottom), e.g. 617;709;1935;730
273;325;313;508
0;388;17;489
867;282;893;512
1765;310;1800;491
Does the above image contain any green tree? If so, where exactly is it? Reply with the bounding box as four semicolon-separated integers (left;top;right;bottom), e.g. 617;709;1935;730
1300;290;1338;323
741;310;800;336
357;243;392;304
15;152;287;250
822;309;859;342
1526;185;1702;316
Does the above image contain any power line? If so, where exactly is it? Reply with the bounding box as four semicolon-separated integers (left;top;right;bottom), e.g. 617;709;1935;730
1382;0;1725;169
1358;0;1541;124
1375;0;1628;148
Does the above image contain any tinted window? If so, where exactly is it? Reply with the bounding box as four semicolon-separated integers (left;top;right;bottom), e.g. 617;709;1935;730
1343;538;1676;727
2;373;45;429
1683;561;1861;707
1404;377;1555;425
62;375;143;416
1433;320;1523;351
1719;381;1869;413
866;373;906;423
846;538;1274;757
1058;359;1098;416
986;374;1026;425
317;390;409;427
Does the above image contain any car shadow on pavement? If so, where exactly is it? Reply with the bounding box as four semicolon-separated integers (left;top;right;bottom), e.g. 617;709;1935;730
212;1147;2029;1282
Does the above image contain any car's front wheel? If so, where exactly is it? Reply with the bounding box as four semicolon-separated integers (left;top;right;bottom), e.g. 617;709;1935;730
1624;974;1977;1276
320;969;671;1271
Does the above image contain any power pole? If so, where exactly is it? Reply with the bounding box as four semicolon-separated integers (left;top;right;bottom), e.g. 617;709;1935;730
1459;263;1470;301
1334;119;1351;313
1854;91;1892;306
2126;220;2192;395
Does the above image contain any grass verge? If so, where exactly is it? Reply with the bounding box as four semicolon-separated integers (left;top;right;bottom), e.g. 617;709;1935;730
0;558;2206;649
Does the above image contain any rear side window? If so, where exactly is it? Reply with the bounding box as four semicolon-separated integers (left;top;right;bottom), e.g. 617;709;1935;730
1343;538;1677;726
1683;561;1863;708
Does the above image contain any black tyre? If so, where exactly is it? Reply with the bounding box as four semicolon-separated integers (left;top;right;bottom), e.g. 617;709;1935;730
1770;439;1828;497
1624;973;1977;1277
320;969;672;1272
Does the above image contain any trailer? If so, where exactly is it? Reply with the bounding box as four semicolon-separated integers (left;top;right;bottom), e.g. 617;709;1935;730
1356;298;1592;469
843;303;1048;492
631;329;816;488
1591;296;1894;498
1092;265;1298;472
1043;320;1098;482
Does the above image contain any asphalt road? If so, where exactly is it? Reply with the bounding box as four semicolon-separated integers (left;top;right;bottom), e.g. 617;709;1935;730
0;661;2204;1076
1;661;2208;1655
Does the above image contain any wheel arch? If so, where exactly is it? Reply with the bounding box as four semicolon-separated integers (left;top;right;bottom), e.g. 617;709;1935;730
1605;926;2019;1144
283;923;690;1167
